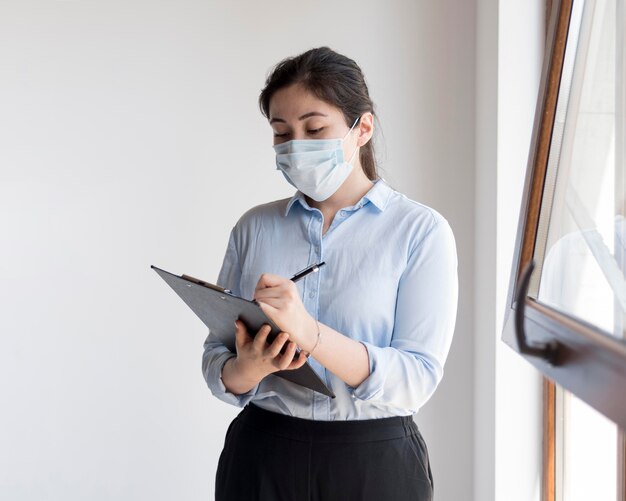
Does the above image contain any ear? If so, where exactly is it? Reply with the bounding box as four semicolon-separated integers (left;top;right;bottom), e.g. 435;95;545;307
356;112;374;147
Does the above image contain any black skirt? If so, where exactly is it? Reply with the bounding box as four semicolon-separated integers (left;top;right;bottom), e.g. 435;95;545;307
215;403;434;501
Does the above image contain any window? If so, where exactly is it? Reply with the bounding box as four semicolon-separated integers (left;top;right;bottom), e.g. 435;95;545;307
555;388;619;501
502;0;626;499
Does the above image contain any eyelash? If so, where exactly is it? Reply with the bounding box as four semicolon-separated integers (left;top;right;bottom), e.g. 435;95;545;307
273;128;324;138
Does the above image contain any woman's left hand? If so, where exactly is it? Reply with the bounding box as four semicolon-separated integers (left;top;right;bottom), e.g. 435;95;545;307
253;273;318;352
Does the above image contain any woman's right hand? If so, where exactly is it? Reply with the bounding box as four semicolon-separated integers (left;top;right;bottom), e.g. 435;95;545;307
228;320;308;388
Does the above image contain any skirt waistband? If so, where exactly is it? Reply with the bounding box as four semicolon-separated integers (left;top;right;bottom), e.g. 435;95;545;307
236;403;419;443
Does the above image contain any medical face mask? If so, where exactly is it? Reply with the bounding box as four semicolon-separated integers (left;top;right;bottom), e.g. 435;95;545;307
273;118;360;202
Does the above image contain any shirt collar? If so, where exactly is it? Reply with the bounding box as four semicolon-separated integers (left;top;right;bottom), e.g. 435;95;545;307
284;177;392;217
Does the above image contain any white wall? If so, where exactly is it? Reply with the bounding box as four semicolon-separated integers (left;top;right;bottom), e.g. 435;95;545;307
474;1;499;497
474;1;545;500
405;4;476;501
495;2;545;500
0;1;476;500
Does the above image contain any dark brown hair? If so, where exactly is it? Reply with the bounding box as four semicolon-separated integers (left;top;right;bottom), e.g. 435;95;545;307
259;47;379;181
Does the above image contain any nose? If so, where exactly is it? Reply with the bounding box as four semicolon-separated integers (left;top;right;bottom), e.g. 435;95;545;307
290;128;307;141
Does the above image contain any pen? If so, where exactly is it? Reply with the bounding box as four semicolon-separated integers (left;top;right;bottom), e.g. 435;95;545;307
290;262;326;283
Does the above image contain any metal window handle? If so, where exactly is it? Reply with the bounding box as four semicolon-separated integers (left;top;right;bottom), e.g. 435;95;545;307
514;259;560;365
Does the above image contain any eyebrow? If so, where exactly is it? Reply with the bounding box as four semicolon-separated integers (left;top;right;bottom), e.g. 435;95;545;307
269;111;328;124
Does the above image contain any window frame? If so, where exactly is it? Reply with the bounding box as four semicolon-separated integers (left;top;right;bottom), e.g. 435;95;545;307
501;0;626;432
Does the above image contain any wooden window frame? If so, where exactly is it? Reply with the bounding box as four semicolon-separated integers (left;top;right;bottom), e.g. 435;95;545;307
504;0;626;497
502;0;626;429
542;382;626;501
543;379;556;501
506;1;626;499
502;1;626;498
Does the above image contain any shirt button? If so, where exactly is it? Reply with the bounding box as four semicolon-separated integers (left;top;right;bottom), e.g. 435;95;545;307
309;291;315;298
339;210;346;216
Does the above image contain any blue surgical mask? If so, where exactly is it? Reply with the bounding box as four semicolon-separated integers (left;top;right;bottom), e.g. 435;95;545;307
273;118;360;202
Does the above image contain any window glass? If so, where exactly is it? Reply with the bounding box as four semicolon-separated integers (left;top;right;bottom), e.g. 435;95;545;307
555;386;618;501
533;0;625;339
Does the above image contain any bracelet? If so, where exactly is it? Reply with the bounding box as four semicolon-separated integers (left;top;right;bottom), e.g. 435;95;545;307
305;319;322;358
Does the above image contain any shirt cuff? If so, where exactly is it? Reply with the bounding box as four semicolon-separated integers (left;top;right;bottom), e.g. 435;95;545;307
204;351;259;408
349;341;387;401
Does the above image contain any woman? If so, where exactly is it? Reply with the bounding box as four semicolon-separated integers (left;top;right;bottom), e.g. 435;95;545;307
202;47;458;501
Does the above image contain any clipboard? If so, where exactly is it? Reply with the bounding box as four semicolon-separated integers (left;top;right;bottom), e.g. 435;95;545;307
151;265;335;398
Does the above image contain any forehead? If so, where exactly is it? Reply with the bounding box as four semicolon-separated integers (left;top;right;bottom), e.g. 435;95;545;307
268;83;342;121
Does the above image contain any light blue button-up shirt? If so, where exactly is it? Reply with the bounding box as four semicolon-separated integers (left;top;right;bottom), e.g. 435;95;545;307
202;177;458;420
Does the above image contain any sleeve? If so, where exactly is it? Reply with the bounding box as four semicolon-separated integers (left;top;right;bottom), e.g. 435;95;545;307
201;226;260;407
350;217;459;413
